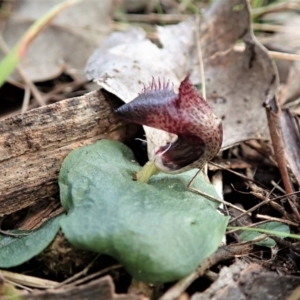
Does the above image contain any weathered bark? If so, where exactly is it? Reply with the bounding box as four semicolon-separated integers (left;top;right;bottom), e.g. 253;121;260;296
0;90;139;216
14;276;142;300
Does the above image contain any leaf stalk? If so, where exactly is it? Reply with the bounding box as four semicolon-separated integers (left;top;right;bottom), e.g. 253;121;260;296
136;161;159;183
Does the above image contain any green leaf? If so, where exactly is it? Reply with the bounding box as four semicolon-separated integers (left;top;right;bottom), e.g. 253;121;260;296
59;140;229;283
0;215;63;268
239;222;290;247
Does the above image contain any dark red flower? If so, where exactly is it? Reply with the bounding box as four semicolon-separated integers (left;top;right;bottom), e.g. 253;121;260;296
116;76;223;173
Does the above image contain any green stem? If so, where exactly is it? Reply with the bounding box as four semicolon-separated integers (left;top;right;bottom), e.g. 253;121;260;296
136;161;160;183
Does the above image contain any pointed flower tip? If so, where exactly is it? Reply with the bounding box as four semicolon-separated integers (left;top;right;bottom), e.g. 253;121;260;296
179;74;207;103
116;75;223;174
139;76;173;95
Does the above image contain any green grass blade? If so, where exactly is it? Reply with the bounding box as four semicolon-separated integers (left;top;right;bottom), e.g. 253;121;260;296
0;0;83;88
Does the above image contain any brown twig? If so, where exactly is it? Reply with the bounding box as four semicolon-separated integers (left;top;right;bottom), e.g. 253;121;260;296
209;161;267;188
252;23;288;33
228;196;272;224
251;2;300;18
272;236;300;252
21;86;31;113
188;183;250;214
53;255;100;289
65;264;122;287
226;220;271;234
0;36;46;107
0;229;29;237
195;14;206;100
247;179;295;222
4;278;33;292
229;178;290;225
1;270;58;289
255;214;299;226
159;243;253;300
234;44;300;62
115;13;189;24
42;79;88;103
264;96;300;223
271;180;286;194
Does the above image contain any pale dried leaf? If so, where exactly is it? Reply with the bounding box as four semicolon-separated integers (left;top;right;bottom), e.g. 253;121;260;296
85;23;195;158
0;0;112;81
85;0;279;159
281;110;300;186
265;16;300;105
191;0;278;149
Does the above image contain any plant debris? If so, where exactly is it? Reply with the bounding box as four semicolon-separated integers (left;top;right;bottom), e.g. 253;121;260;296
1;0;300;299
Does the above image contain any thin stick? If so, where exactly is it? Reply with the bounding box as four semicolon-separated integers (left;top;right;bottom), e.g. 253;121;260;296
0;229;29;237
271;180;286;194
42;79;88;102
195;15;206;100
188;168;249;214
15;66;46;106
234;44;300;62
251;2;300;18
256;214;299;226
159;243;253;300
264;95;300;223
53;254;100;289
4;278;33;292
252;23;287;33
264;50;300;62
187;168;202;189
117;13;189;24
246;173;296;223
0;36;46;106
21;85;31;113
209;161;267;187
188;184;250;214
1;270;58;289
226;220;271;234
228;197;272;224
66;264;122;287
229;176;277;225
272;236;300;252
234;234;269;245
267;191;300;201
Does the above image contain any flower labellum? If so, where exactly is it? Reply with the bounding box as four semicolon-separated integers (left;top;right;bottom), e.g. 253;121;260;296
115;76;223;174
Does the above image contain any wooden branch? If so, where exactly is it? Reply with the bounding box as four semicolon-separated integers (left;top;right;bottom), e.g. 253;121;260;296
160;243;254;300
15;276;141;300
263;96;300;222
0;90;139;216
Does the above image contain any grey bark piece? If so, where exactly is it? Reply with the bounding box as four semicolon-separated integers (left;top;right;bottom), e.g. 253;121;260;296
0;90;138;216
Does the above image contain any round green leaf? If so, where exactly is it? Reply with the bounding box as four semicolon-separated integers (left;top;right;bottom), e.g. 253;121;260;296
0;215;63;268
239;221;290;247
59;140;228;283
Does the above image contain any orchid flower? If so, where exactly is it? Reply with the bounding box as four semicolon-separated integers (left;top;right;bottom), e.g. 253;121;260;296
116;76;223;179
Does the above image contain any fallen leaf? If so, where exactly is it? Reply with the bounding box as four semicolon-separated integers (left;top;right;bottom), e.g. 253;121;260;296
259;15;300;187
190;0;278;149
280;109;300;186
85;0;278;160
0;0;112;81
264;16;300;106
